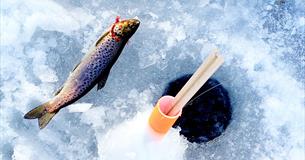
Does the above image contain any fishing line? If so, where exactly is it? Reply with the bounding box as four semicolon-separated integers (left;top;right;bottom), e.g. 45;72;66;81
183;76;237;107
185;83;223;106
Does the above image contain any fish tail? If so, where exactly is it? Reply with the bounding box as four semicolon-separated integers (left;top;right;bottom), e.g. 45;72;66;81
24;102;58;129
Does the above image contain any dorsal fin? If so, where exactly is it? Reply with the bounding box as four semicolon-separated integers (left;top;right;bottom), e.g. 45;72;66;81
54;86;63;96
95;31;110;46
72;62;80;72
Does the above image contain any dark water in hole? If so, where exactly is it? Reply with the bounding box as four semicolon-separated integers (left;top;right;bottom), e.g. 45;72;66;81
163;74;232;143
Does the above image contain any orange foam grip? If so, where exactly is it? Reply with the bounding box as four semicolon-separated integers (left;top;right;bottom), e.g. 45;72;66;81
148;96;181;135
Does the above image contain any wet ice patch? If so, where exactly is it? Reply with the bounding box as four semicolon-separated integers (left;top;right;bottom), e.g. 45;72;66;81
28;50;58;83
157;21;186;47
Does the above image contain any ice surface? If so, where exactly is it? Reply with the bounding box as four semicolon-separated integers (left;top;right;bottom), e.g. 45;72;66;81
1;0;304;160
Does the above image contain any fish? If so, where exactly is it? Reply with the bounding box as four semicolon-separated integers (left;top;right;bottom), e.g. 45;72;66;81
24;17;140;129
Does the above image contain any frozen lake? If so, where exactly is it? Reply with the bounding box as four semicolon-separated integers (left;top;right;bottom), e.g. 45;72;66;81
1;0;304;159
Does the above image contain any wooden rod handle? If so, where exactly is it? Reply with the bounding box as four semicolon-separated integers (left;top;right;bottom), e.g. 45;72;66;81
167;52;224;116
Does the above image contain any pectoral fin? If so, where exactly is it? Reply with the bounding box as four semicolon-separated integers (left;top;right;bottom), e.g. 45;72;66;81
97;70;110;90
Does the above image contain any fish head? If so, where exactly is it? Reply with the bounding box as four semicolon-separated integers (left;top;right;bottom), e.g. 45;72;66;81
110;17;140;41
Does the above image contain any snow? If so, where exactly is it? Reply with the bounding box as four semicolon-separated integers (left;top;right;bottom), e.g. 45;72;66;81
67;103;92;113
99;111;187;160
1;0;304;160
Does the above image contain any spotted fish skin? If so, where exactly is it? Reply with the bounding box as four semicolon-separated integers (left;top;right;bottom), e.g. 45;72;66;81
24;18;140;129
49;35;122;112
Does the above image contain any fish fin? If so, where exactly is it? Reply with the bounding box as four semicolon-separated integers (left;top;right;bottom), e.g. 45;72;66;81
24;102;58;129
54;86;63;96
97;69;111;90
38;111;57;129
72;62;81;72
95;31;110;46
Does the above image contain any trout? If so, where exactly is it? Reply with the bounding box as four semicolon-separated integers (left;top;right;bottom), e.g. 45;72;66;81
24;17;140;129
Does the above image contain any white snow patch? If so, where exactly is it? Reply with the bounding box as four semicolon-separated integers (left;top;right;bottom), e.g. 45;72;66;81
67;103;93;113
298;17;305;27
99;110;188;160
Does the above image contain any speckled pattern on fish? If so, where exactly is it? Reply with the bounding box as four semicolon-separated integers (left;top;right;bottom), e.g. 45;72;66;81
24;17;140;129
49;35;123;112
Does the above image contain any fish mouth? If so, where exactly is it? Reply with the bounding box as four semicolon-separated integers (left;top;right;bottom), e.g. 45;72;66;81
134;19;140;27
110;17;140;40
128;19;140;30
124;19;140;37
